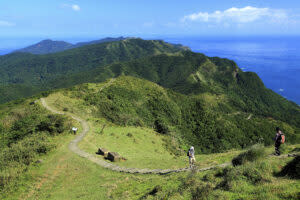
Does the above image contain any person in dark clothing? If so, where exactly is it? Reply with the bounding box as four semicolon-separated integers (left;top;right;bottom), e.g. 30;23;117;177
274;127;283;156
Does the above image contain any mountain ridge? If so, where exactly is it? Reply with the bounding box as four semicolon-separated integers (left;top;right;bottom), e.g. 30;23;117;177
0;38;299;129
15;36;127;54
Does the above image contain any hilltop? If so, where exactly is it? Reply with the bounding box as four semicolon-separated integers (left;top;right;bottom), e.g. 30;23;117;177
15;37;126;54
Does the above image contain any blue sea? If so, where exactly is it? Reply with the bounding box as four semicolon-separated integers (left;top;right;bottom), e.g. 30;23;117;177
162;36;300;105
1;36;299;105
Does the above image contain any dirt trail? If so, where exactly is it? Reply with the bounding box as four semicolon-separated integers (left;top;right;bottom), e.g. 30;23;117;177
40;79;231;175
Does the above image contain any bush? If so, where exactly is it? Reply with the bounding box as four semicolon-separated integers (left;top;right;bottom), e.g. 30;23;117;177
6;113;68;146
232;144;266;166
177;170;215;199
0;133;54;169
37;115;67;135
220;161;271;191
0;133;54;196
278;155;300;179
191;183;214;200
154;119;169;134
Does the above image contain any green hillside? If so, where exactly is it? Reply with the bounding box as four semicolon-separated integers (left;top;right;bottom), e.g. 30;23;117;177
1;77;299;199
50;76;300;153
48;52;300;128
0;39;186;103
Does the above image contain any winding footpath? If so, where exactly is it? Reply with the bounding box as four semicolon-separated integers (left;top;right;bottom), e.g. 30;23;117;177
40;80;232;175
41;96;299;174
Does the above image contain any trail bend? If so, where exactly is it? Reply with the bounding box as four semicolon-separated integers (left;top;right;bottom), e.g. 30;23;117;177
41;79;231;175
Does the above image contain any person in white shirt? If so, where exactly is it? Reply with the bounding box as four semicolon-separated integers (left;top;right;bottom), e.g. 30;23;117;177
188;146;196;168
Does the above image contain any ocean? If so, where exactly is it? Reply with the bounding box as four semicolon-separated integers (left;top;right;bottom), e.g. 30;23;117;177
162;36;300;105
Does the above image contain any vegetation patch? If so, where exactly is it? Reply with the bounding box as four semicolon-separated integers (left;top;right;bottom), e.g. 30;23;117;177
232;144;266;166
219;161;272;191
0;100;73;198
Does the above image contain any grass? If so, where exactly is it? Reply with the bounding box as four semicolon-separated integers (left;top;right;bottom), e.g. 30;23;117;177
6;133;187;200
278;155;300;179
78;118;244;169
6;126;300;200
232;144;266;166
44;91;241;169
4;89;299;200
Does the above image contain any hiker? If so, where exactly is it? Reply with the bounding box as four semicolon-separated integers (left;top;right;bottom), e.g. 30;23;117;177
188;146;196;168
274;127;284;156
72;127;78;134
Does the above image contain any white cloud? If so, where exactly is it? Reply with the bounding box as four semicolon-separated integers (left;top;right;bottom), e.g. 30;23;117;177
62;4;81;11
182;6;288;24
0;20;15;26
279;88;284;92
72;4;80;11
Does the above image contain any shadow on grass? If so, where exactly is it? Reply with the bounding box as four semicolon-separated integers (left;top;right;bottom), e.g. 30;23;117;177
275;155;300;179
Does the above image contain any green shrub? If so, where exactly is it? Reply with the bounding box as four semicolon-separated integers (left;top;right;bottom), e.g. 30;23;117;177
154;119;169;134
37;115;67;135
232;144;266;166
191;182;214;200
202;172;215;182
0;133;54;169
0;133;54;196
220;161;271;191
6;113;68;146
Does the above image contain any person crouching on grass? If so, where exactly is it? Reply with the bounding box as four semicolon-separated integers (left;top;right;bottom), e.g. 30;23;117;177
188;146;196;168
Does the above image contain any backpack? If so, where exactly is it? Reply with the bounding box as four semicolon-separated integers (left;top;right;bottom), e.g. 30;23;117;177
187;151;190;157
281;134;285;144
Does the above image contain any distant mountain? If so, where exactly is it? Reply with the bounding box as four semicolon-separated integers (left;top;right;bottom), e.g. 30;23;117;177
16;37;127;54
0;38;186;102
73;36;126;48
16;39;73;54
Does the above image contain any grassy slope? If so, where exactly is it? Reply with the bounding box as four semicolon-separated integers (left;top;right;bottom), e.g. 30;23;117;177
46;76;299;153
47;52;300;129
6;94;299;200
8;133;180;200
1;77;299;199
43;87;241;169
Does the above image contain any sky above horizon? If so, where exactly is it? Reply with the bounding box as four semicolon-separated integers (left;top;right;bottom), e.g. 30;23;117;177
1;0;300;41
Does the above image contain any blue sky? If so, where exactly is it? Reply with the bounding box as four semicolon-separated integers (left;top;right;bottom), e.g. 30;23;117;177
1;0;300;40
